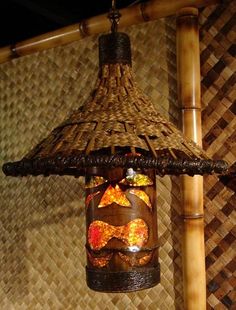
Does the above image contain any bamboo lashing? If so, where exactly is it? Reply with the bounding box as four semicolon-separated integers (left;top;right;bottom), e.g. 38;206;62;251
0;0;220;64
176;7;206;310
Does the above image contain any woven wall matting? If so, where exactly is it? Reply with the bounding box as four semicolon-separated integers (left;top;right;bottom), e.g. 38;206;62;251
0;1;235;309
200;1;236;309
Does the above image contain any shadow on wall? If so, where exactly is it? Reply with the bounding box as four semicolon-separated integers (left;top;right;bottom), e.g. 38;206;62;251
0;175;85;304
170;176;184;309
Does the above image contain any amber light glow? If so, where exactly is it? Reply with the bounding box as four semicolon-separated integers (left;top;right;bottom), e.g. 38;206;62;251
87;251;113;268
98;184;131;208
128;189;152;209
85;167;159;292
85;176;107;188
120;172;153;187
118;252;153;267
88;219;148;250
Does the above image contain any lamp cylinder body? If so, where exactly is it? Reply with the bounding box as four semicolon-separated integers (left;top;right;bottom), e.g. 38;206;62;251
85;166;160;292
176;7;206;310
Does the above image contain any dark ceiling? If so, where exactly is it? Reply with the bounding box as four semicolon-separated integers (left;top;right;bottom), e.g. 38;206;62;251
0;0;141;47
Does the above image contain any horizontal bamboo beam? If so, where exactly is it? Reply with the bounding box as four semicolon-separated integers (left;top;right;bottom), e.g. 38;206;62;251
0;0;220;64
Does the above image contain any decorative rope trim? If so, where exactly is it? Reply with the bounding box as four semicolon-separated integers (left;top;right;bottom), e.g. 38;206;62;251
2;155;228;177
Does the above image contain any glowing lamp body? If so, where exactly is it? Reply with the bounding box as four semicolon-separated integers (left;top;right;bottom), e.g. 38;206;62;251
85;167;160;292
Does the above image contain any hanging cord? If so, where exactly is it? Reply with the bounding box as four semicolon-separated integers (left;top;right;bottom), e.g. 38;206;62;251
108;0;121;33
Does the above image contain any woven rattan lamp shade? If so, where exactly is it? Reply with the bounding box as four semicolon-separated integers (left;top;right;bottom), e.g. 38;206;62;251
2;32;227;177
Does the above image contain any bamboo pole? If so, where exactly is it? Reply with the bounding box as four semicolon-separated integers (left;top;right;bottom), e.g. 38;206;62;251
0;0;220;64
176;7;206;310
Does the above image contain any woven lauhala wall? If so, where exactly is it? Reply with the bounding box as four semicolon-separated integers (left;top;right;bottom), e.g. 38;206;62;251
0;2;235;310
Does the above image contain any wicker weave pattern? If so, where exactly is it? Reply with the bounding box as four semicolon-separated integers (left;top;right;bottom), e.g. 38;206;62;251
2;30;228;176
30;63;206;159
200;1;236;308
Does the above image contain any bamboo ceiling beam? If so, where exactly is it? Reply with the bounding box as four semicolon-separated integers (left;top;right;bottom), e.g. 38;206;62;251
0;0;220;64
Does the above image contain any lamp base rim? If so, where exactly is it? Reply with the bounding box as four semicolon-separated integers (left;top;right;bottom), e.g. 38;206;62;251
86;264;160;292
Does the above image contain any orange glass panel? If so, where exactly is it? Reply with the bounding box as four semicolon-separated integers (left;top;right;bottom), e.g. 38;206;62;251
120;172;153;187
118;252;153;267
128;189;152;209
88;218;148;250
126;218;148;247
98;184;131;208
85;176;107;189
87;250;113;268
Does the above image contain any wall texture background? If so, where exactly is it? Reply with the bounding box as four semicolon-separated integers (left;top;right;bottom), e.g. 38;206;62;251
0;1;235;309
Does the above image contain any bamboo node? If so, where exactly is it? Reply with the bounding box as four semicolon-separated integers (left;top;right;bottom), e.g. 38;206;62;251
10;44;20;59
140;3;150;22
181;214;204;219
79;20;89;38
176;7;198;17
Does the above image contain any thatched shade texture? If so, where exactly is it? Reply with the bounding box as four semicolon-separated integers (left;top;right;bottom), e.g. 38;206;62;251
2;32;228;177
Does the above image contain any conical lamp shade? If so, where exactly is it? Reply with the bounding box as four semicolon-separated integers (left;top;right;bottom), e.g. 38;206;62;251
2;32;228;177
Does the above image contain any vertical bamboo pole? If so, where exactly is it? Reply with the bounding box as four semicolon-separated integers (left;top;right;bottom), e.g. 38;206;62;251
176;8;206;310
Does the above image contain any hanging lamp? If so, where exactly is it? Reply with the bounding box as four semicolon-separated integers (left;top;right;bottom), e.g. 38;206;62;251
2;1;228;293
